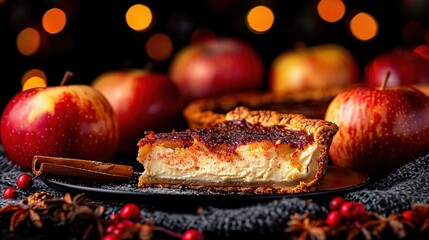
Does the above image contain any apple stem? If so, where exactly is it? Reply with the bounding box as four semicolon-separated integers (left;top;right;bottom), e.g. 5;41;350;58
380;71;390;90
60;71;74;86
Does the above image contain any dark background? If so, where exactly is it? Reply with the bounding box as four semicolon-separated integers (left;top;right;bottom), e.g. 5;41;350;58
1;0;428;113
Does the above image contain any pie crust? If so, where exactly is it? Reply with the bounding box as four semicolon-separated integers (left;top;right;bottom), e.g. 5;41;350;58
137;106;339;194
182;87;345;129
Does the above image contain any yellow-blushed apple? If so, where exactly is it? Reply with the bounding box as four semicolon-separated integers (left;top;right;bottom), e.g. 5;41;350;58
269;44;359;94
325;83;429;178
1;80;119;171
92;69;187;156
169;37;264;101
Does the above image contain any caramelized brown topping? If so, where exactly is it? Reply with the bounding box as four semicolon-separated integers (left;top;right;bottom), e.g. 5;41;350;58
211;99;332;119
140;119;314;151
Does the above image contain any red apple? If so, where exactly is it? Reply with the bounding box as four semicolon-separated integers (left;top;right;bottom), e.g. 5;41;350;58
364;48;429;88
1;84;119;171
169;37;264;100
269;43;359;94
413;84;429;97
325;84;429;177
92;69;186;155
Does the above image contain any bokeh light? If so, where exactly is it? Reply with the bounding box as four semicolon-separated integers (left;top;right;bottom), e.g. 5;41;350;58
42;8;67;34
246;5;274;34
21;69;47;91
126;4;153;31
317;0;346;23
146;33;173;61
16;27;41;56
349;12;378;41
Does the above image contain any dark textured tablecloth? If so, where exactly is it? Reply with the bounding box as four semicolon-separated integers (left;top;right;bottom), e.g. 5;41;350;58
1;147;429;239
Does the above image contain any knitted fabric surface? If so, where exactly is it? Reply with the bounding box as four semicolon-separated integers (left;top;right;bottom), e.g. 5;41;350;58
1;149;429;238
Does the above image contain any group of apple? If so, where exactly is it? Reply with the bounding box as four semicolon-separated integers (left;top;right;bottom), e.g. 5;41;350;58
1;37;429;179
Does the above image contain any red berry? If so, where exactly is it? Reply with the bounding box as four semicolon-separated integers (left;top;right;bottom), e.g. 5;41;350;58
353;202;367;217
17;173;33;190
340;202;366;220
339;202;354;218
119;220;134;228
402;210;415;222
356;211;370;223
329;196;346;210
3;187;17;199
112;228;122;235
102;234;121;240
325;210;343;227
116;221;133;231
120;203;141;222
109;213;122;223
182;229;204;240
105;225;117;234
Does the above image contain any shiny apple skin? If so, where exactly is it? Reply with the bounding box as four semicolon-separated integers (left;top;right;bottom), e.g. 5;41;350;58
0;85;119;170
269;44;359;94
92;70;186;155
364;48;429;88
325;86;429;177
169;37;264;100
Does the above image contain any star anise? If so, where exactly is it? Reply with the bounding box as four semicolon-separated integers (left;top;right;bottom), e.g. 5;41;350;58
410;202;429;237
0;204;32;231
360;213;411;239
43;192;105;239
22;191;53;210
0;192;105;240
285;213;330;240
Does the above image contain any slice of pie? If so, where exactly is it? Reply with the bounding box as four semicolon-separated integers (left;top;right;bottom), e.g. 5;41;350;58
136;106;338;194
182;87;345;129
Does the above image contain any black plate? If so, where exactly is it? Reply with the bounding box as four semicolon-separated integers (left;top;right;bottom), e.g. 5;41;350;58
39;166;370;207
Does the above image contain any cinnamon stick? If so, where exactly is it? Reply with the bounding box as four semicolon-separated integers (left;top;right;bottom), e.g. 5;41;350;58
32;155;134;182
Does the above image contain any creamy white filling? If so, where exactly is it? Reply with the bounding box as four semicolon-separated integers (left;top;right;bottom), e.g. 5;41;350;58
140;143;321;184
